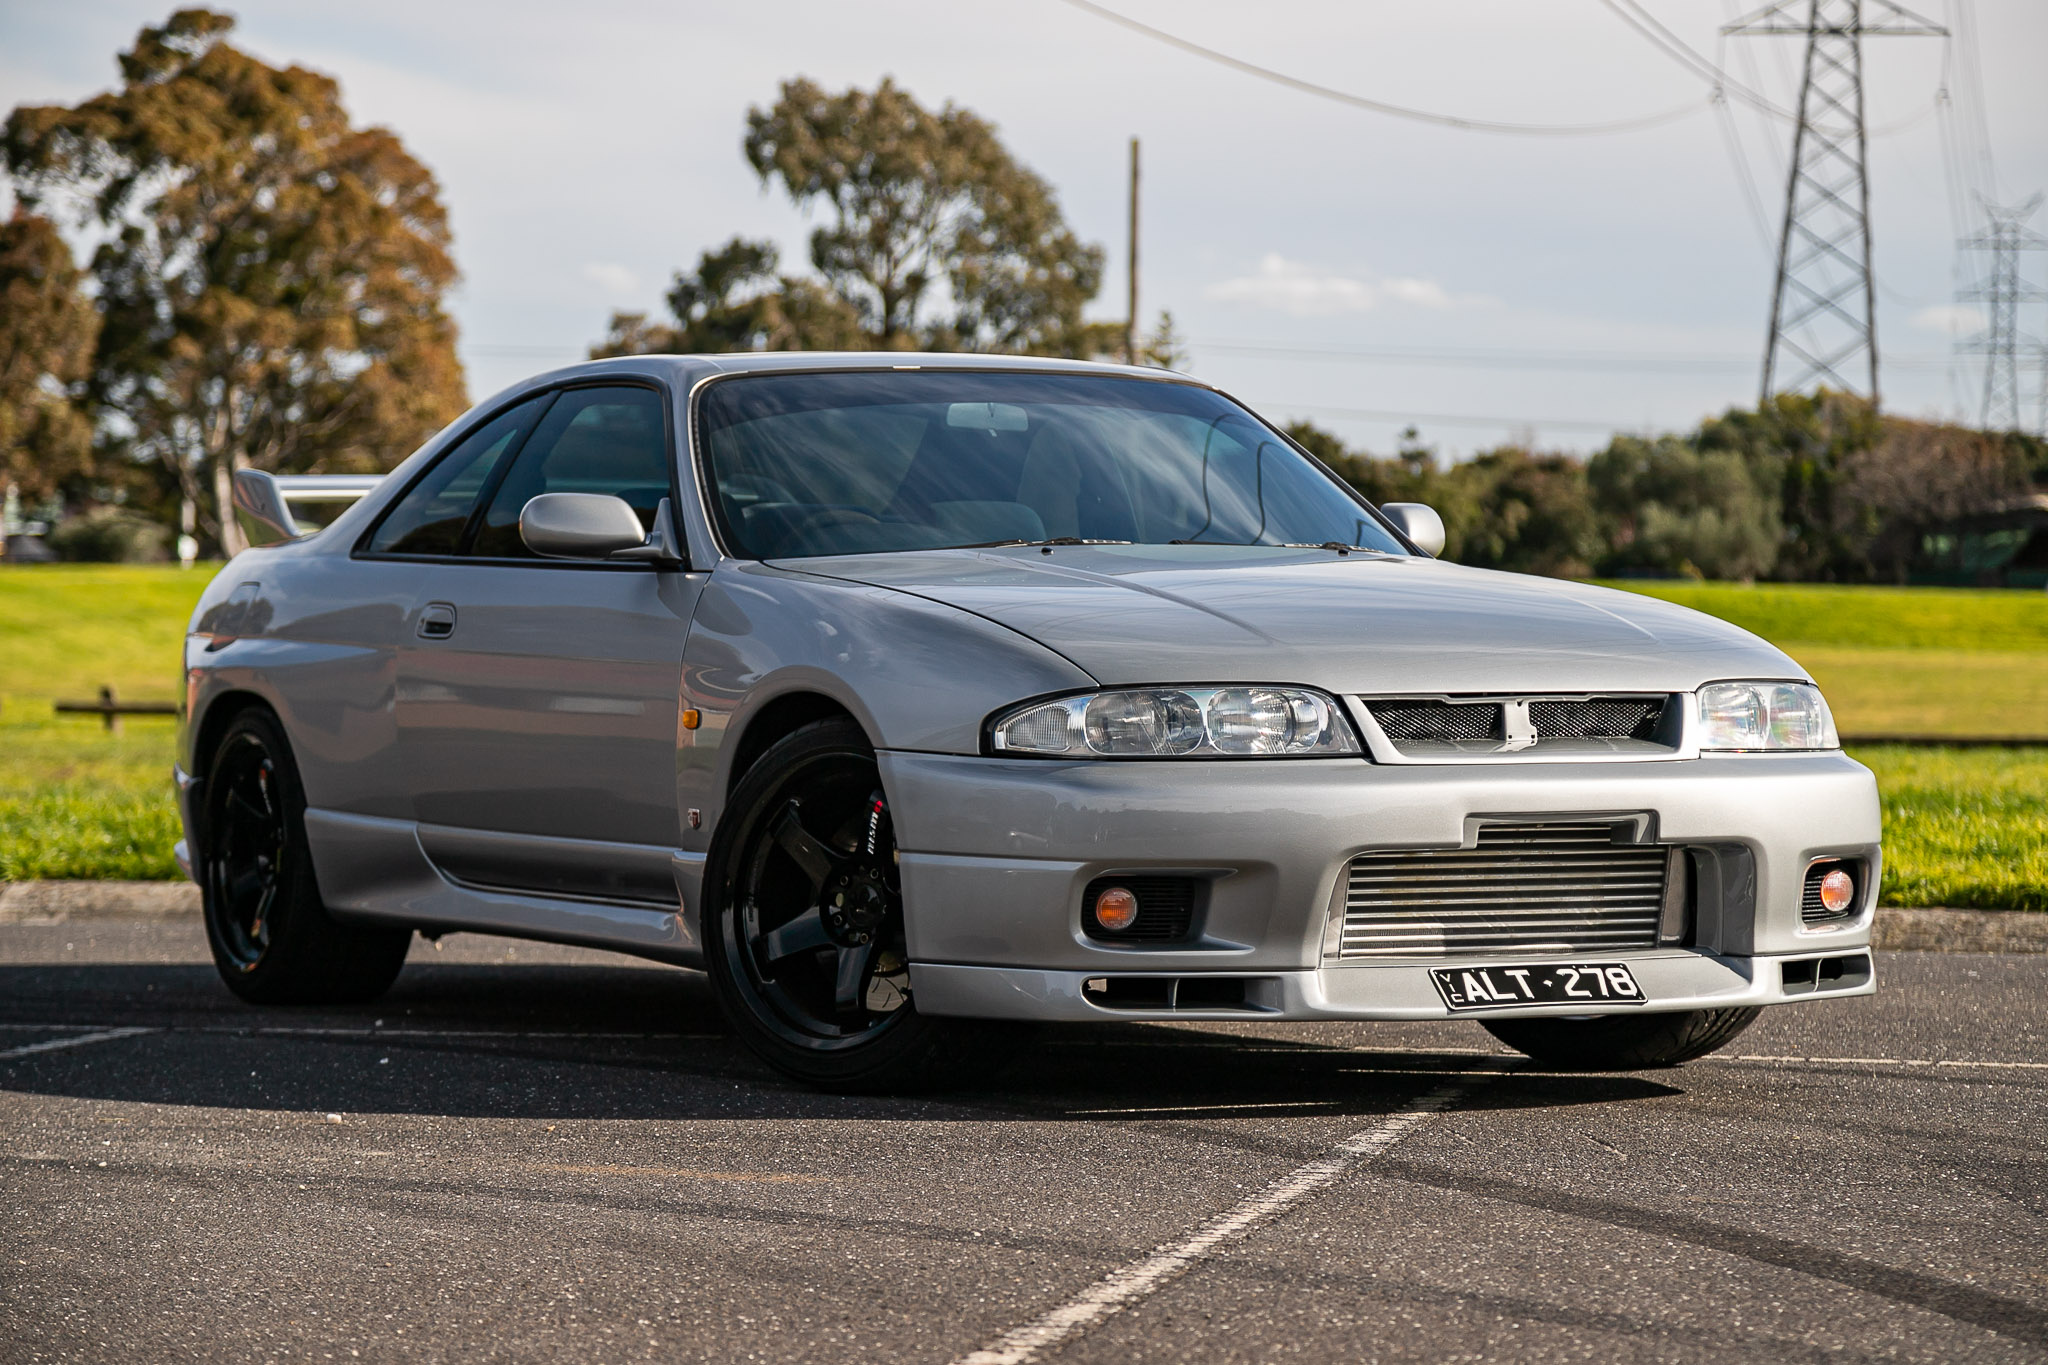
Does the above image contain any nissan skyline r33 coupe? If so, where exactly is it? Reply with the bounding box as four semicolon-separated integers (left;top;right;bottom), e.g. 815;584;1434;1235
176;353;1880;1090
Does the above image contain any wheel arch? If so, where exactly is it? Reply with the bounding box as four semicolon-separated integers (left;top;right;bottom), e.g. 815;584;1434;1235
191;689;282;783
723;691;864;796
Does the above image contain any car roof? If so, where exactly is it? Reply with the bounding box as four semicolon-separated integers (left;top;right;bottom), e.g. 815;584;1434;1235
477;351;1205;407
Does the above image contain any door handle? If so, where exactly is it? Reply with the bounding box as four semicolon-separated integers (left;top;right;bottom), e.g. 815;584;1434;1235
417;602;457;639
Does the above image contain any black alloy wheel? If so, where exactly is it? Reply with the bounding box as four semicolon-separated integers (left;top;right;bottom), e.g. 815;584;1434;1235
199;708;411;1005
205;729;289;973
705;717;1011;1091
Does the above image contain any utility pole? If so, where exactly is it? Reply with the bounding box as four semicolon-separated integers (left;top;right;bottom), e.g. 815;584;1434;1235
1726;0;1944;409
1957;195;2046;433
1125;136;1140;366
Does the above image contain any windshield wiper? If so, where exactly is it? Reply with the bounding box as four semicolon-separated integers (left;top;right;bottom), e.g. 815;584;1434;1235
958;536;1135;549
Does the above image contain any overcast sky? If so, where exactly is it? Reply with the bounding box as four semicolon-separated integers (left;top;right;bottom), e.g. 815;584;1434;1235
5;1;2045;455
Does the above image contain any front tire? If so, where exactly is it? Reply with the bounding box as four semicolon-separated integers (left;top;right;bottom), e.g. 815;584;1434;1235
702;717;1011;1092
1482;1007;1762;1069
199;707;411;1005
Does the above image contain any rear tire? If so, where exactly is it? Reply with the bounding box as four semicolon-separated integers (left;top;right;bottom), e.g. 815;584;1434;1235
1481;1007;1762;1069
199;707;411;1005
702;717;1016;1093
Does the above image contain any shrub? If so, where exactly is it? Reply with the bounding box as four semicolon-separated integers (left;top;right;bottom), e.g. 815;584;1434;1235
45;510;169;563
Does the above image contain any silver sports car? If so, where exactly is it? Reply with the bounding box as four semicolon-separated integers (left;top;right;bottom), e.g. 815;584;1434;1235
176;354;1879;1089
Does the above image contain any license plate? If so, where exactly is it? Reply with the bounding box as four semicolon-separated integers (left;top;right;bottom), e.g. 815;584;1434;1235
1430;962;1646;1012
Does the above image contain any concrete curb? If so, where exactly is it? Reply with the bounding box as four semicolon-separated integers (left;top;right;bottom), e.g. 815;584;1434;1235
2;880;2043;953
1871;906;2048;955
0;880;199;922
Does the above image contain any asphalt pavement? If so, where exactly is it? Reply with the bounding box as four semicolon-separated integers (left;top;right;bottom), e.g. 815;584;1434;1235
2;918;2044;1363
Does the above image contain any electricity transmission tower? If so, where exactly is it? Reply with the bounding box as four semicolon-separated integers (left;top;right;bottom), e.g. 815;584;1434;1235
1957;195;2046;433
1725;0;1945;408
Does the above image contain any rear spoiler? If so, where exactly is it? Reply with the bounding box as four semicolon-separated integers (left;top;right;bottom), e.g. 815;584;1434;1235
233;470;385;546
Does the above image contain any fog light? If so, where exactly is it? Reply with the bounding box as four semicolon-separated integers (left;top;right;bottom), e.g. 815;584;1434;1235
1093;885;1140;932
1818;868;1855;914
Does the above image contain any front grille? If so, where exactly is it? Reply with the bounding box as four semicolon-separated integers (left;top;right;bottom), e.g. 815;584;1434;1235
1370;700;1504;743
1336;821;1668;958
1083;875;1197;942
1528;697;1665;740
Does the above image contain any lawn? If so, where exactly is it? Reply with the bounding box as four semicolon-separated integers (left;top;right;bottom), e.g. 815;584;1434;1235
1603;581;2048;738
2;565;2044;909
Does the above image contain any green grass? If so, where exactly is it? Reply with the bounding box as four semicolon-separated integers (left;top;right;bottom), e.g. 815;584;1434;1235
0;563;211;704
1853;746;2048;912
1600;581;2048;653
1;566;2043;909
0;565;206;881
0;709;182;881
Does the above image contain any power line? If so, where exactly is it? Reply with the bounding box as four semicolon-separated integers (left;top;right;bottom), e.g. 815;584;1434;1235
1599;0;1791;118
1052;0;1705;137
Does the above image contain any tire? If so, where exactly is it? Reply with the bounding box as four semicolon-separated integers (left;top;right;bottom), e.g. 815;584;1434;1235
199;707;411;1005
1481;1007;1762;1070
702;717;1015;1092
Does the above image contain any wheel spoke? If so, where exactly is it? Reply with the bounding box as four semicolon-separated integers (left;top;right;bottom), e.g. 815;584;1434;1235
758;906;831;964
834;939;879;1017
770;803;839;890
227;790;272;829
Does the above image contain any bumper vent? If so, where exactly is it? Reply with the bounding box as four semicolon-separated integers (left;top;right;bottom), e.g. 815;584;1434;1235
1082;876;1197;942
1336;821;1669;959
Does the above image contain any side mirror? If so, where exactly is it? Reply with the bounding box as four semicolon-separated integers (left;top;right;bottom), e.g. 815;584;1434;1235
520;493;651;559
1381;502;1446;557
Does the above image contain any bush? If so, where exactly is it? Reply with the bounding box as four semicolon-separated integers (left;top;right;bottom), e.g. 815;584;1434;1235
45;509;169;563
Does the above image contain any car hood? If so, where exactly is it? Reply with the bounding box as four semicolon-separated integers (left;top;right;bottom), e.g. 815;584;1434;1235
776;546;1804;694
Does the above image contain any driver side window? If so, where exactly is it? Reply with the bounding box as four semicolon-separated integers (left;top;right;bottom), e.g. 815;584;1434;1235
467;386;672;559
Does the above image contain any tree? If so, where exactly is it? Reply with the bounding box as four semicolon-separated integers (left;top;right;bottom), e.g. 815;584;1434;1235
594;237;864;357
610;78;1112;359
1138;310;1188;370
0;210;99;510
1439;447;1602;576
4;9;467;553
1832;419;2030;582
1693;390;1878;580
1588;434;1781;581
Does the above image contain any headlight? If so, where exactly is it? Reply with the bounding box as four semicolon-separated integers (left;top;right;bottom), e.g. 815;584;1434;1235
990;687;1360;758
1696;681;1839;751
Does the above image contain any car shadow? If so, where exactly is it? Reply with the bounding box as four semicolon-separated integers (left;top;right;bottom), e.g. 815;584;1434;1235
0;961;1682;1122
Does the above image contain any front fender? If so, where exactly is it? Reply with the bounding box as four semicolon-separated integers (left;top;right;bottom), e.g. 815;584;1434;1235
677;561;1096;850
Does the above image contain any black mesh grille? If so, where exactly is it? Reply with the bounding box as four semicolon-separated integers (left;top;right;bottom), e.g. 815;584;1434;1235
1529;697;1665;740
1083;876;1197;942
1370;701;1505;743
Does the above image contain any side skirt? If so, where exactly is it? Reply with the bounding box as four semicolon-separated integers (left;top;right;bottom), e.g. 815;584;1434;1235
303;808;702;967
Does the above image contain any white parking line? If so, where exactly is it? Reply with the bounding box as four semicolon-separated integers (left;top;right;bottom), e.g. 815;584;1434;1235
0;1028;157;1061
950;1079;1484;1365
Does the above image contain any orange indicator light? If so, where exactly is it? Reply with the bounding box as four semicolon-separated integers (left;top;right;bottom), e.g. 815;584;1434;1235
1094;886;1140;932
1818;868;1855;913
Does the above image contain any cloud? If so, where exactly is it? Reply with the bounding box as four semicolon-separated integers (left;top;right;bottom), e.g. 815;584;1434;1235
581;261;641;297
1202;254;1455;316
1912;304;1985;336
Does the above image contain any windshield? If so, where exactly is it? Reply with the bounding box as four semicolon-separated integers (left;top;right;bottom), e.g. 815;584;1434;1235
695;371;1410;559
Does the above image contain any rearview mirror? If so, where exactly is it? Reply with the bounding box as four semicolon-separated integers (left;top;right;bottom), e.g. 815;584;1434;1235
519;493;649;559
1381;502;1446;557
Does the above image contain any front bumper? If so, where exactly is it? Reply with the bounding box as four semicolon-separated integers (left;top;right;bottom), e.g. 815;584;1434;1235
172;765;201;884
880;749;1881;1022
